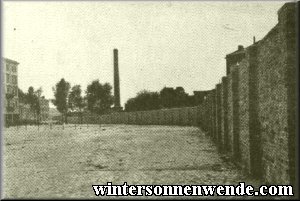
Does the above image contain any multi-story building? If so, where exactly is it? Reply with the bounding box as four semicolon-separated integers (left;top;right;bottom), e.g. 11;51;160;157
2;58;19;125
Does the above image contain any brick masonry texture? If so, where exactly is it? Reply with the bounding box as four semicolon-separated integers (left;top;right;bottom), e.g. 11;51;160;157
237;58;251;174
216;84;222;150
221;77;229;154
66;3;296;186
231;66;241;163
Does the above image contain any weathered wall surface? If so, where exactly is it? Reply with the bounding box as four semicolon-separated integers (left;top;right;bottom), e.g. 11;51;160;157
237;58;251;174
66;3;296;185
68;106;201;127
221;77;229;154
216;84;222;151
227;72;234;156
255;4;296;185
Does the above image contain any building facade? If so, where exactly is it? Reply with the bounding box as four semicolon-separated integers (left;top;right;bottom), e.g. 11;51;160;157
2;58;19;125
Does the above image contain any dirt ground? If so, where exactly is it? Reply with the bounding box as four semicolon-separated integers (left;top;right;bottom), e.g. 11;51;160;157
3;124;260;199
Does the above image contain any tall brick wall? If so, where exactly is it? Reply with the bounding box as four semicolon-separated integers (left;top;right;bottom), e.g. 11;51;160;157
284;3;297;187
255;3;296;185
227;73;234;156
237;58;251;174
219;83;225;151
221;77;229;153
248;45;262;179
215;84;222;150
231;66;241;163
256;25;290;184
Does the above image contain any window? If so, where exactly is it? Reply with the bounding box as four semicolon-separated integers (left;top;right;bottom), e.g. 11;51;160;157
12;66;17;72
6;64;10;71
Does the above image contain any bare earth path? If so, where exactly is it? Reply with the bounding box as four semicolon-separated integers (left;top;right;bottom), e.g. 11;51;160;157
3;124;259;199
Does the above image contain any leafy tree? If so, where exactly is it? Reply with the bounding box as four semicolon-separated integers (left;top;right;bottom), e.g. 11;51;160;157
68;85;84;112
18;88;26;103
27;86;35;105
68;84;85;123
52;78;71;123
159;86;190;108
124;86;197;112
125;90;161;112
174;87;189;107
25;86;42;123
86;80;113;114
34;87;42;122
159;87;177;108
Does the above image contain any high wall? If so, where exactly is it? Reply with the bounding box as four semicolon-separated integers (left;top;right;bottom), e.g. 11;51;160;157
67;106;201;127
66;3;296;185
256;4;296;185
206;2;296;185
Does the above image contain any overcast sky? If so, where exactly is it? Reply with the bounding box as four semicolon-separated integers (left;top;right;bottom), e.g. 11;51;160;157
2;1;286;107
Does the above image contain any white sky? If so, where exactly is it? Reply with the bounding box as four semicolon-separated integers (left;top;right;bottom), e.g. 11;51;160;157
2;1;286;107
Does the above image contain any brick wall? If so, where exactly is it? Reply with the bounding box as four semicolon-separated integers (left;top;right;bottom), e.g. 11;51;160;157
237;58;251;174
215;84;222;150
231;66;241;163
67;106;202;127
221;77;229;154
255;3;296;185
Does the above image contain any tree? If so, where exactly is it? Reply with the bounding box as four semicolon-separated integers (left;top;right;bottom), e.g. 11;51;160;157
18;88;26;103
34;87;42;122
86;80;113;114
27;86;35;105
124;86;192;112
68;85;84;112
26;86;42;123
160;87;177;108
68;84;85;123
52;78;70;123
125;90;161;112
174;87;189;107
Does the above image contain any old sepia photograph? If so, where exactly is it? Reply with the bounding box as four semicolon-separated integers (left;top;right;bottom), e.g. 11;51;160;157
1;0;298;199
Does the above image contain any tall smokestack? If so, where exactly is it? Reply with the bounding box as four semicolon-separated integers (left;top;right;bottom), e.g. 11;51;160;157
113;49;122;110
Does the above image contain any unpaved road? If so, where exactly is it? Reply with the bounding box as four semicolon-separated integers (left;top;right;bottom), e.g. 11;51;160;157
3;124;259;199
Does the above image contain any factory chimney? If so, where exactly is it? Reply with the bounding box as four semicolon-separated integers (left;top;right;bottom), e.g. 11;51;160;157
113;49;122;111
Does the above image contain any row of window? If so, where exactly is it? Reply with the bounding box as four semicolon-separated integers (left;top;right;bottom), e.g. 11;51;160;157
6;64;17;72
6;74;17;84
